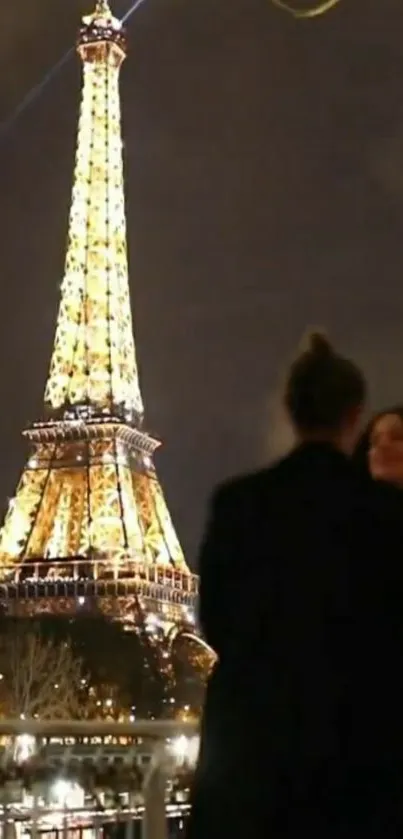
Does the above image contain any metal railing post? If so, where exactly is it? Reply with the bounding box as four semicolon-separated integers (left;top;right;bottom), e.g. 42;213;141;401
125;817;134;839
142;743;168;839
31;794;39;839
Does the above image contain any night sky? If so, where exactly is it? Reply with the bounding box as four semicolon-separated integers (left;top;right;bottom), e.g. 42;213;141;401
0;0;402;566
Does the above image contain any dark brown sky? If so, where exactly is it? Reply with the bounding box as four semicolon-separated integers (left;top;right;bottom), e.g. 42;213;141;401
0;0;402;564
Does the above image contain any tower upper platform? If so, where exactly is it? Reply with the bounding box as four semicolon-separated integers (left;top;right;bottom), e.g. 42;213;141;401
78;0;127;61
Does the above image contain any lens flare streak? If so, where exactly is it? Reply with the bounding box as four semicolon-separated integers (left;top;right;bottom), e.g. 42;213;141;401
271;0;341;18
0;0;148;141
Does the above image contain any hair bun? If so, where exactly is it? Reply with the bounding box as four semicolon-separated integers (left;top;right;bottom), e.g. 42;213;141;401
305;330;333;358
284;328;366;433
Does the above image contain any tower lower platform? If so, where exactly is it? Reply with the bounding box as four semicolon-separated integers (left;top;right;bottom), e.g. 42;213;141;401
0;555;198;625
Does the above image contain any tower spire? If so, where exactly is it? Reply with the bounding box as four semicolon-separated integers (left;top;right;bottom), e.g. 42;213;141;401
89;0;114;23
44;0;142;423
95;0;112;12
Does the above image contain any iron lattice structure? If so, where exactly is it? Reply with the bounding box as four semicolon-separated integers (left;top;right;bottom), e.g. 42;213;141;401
0;1;200;633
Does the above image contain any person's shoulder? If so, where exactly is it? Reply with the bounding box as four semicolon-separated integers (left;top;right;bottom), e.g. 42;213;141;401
210;461;283;510
361;475;403;514
351;471;403;531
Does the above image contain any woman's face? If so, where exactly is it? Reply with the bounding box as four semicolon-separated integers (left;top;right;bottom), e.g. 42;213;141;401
369;413;403;485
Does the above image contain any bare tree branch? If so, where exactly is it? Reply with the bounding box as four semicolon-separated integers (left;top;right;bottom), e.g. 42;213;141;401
0;627;84;719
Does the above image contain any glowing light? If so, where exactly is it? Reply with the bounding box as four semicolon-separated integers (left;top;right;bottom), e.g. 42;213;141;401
271;0;341;17
169;735;200;766
44;20;143;419
14;734;35;763
145;613;160;632
51;780;84;809
171;735;188;762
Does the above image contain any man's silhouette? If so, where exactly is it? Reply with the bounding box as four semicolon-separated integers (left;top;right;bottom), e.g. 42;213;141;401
187;333;403;839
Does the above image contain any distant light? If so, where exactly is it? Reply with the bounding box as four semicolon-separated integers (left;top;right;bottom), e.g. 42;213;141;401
169;735;200;766
14;734;35;763
145;613;160;631
78;596;85;605
170;736;188;762
51;780;84;808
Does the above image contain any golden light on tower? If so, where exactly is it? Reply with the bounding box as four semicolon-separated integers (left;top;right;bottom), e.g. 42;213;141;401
0;0;198;631
45;0;142;420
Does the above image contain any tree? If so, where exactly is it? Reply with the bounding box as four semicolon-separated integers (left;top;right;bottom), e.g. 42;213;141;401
0;625;84;719
0;612;213;722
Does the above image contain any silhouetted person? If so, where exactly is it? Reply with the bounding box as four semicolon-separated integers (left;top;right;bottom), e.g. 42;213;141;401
187;332;403;839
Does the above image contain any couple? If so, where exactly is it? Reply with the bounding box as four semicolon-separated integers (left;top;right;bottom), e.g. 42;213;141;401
187;332;403;839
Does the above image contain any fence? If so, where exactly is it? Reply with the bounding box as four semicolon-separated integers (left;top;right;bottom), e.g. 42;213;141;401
0;719;199;839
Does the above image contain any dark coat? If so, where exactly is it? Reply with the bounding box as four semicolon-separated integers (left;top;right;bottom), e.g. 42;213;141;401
187;443;403;839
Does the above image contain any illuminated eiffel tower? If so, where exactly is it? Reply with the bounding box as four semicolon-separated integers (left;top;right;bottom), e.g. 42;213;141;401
0;0;199;633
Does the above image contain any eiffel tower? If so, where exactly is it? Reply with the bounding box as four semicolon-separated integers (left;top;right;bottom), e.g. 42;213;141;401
0;1;200;648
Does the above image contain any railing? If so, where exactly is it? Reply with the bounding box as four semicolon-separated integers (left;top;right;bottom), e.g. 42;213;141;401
0;558;199;608
0;719;199;839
